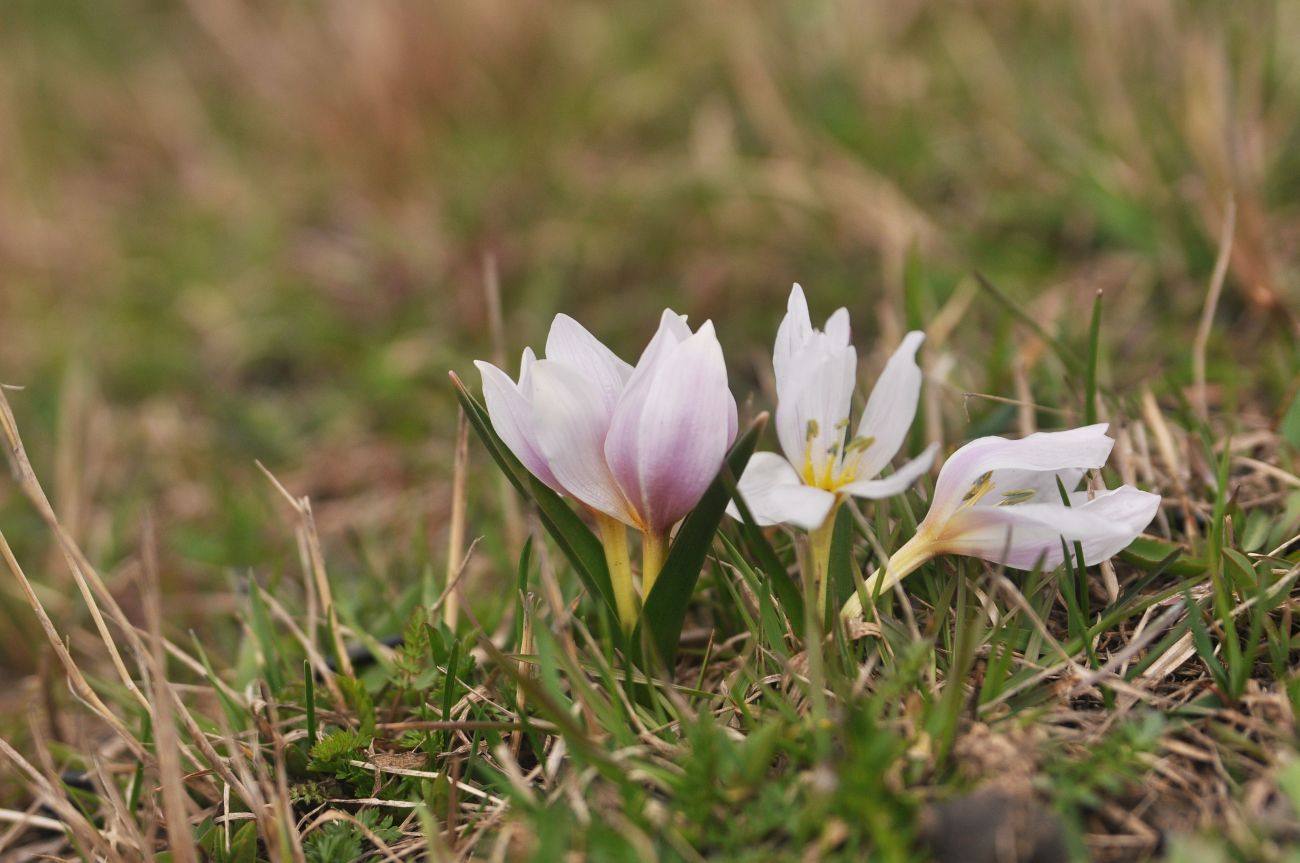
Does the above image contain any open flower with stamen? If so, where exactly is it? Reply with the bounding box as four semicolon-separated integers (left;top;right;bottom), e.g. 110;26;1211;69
727;284;937;608
841;423;1162;618
476;310;737;630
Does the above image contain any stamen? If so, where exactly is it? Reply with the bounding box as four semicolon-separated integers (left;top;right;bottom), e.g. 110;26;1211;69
844;435;875;455
801;419;820;485
962;471;994;505
997;489;1036;506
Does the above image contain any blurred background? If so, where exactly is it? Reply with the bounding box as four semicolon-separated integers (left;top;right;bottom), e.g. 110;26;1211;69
0;0;1296;679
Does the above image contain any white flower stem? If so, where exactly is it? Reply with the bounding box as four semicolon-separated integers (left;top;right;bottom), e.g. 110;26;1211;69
839;533;935;620
641;530;669;597
595;513;638;634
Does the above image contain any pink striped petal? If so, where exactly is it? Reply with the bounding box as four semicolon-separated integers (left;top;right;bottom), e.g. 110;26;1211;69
474;355;562;493
544;313;633;411
930;424;1115;521
939;485;1161;570
529;359;636;525
605;321;736;533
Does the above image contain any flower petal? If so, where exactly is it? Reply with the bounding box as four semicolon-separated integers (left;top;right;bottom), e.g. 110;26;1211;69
624;310;693;393
930;424;1115;521
774;343;857;478
544;313;633;410
727;452;837;530
773;284;814;386
939;485;1160;570
839;442;938;499
853;331;925;479
823;307;851;347
529;359;636;525
605;321;736;532
980;467;1085;507
474;357;562;493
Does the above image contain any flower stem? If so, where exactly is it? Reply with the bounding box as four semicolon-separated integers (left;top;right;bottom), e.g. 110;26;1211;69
595;513;638;634
641;530;669;598
838;533;935;620
806;506;840;620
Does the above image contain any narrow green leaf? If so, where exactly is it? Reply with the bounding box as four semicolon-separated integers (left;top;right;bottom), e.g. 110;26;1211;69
1280;387;1300;449
304;660;317;749
229;821;258;863
721;468;804;626
441;639;461;752
635;415;766;669
1085;289;1102;425
1187;592;1230;696
450;372;617;619
1119;537;1204;576
974;272;1085;376
247;580;284;694
826;504;855;622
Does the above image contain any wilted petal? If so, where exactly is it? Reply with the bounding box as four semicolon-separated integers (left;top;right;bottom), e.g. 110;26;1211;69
839;442;938;500
530;359;636;525
606;321;736;533
728;452;837;530
474;358;562;493
931;424;1115;520
939;485;1160;570
853;331;926;479
774;344;857;478
544;314;633;410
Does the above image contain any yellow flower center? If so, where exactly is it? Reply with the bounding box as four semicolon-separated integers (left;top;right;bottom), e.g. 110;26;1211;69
799;418;875;491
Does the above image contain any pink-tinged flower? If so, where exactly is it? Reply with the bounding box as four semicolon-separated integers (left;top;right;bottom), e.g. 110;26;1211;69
476;310;738;626
476;310;737;534
729;284;937;531
843;424;1163;615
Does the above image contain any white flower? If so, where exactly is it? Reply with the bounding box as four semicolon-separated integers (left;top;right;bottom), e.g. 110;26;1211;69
729;284;937;531
843;423;1163;615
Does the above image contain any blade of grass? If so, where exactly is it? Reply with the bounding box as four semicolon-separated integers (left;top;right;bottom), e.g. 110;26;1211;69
450;372;616;621
974;272;1085;377
1085;289;1102;425
635;414;766;670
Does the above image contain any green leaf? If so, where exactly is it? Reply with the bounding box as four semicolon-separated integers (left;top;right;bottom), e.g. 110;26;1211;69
1281;387;1300;449
337;676;376;739
826;504;856;619
308;728;370;772
720;468;804;626
247;580;284;694
635;414;766;669
974;272;1086;377
450;372;617;621
1085;289;1102;425
229;821;258;863
1119;537;1204;576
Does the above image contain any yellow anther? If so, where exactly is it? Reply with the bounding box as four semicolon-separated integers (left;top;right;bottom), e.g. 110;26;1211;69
997;489;1036;506
962;471;995;505
844;435;875;455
